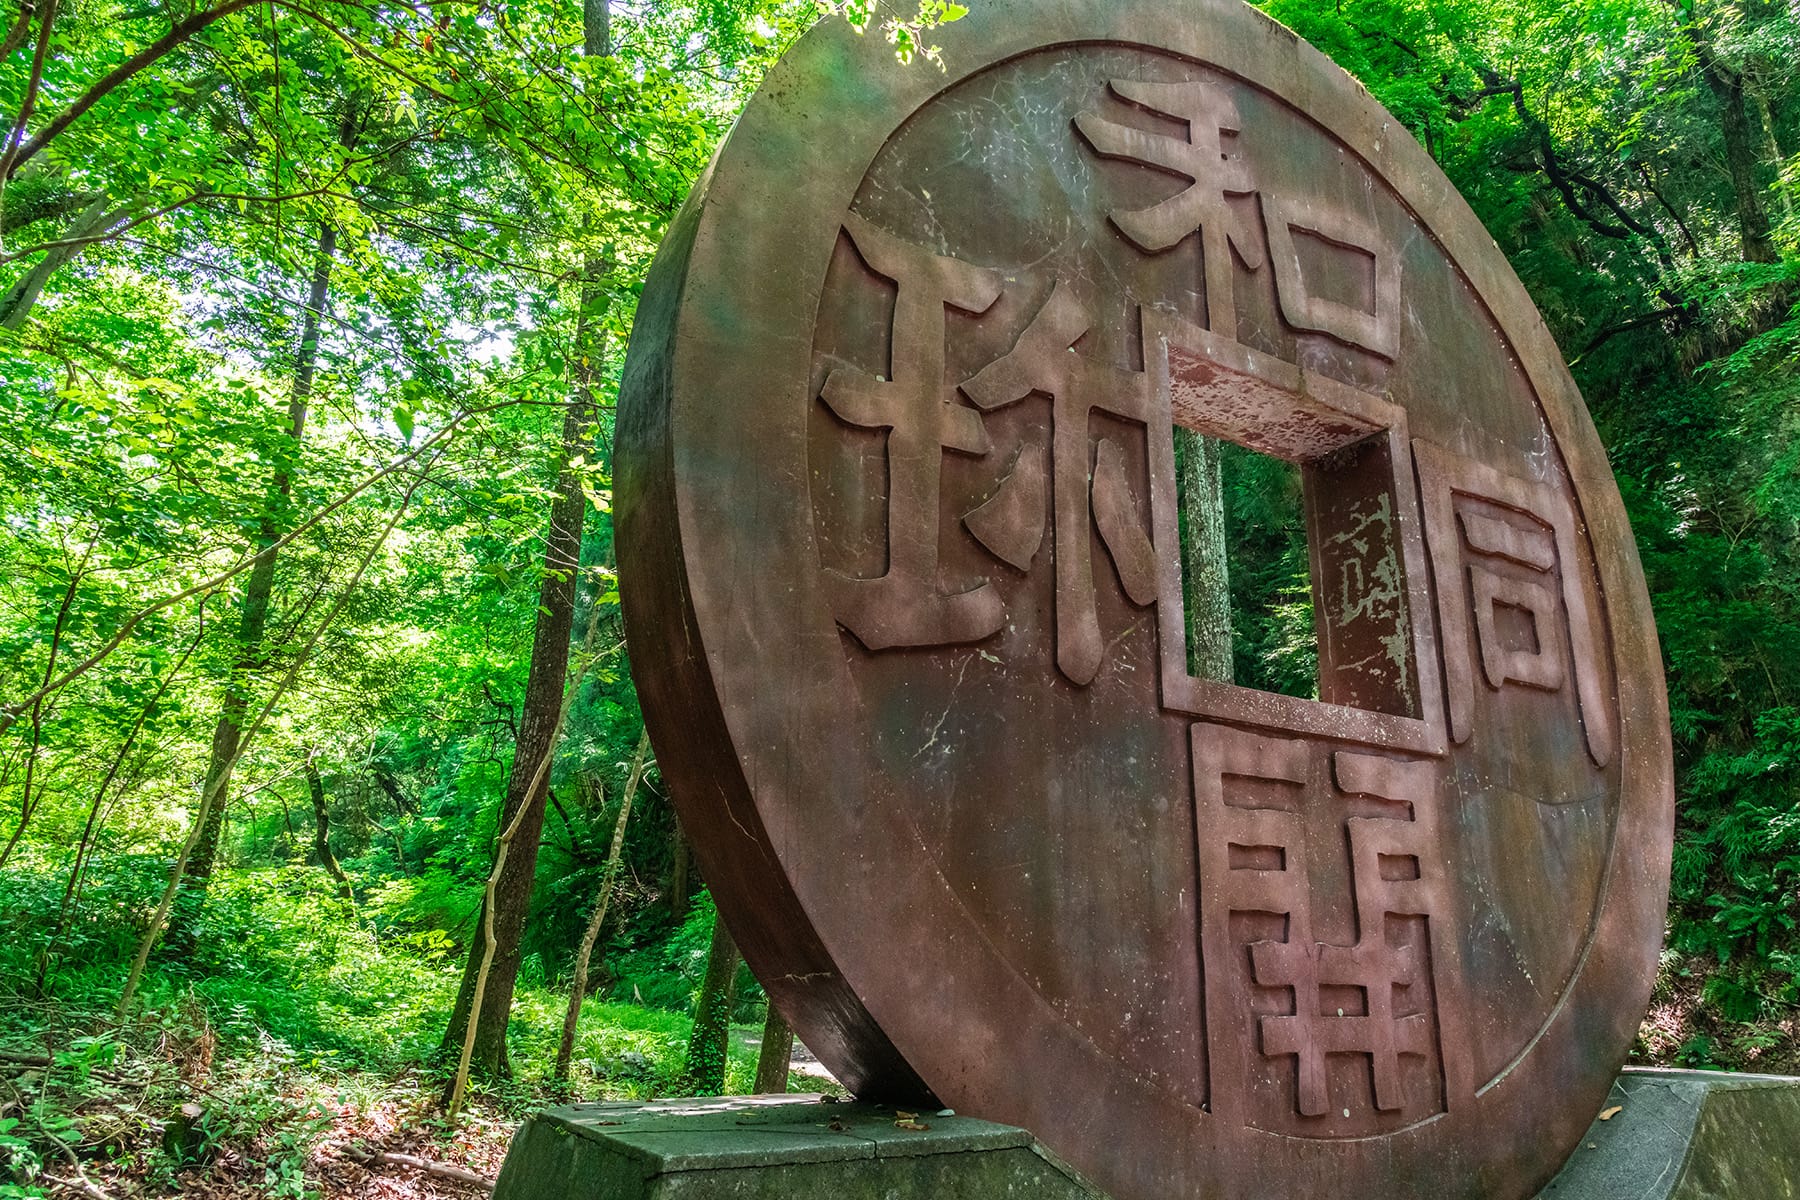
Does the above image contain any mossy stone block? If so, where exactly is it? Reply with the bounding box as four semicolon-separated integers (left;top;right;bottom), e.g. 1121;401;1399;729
1537;1067;1800;1199
493;1094;1105;1200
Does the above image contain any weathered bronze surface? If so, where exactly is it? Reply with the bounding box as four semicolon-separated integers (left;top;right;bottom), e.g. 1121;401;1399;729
616;3;1675;1197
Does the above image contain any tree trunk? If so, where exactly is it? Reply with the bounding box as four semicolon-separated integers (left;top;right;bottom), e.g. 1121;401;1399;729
0;552;81;869
439;0;609;1082
753;1004;794;1095
438;402;588;1079
166;221;335;946
583;0;608;57
1712;65;1779;263
1175;428;1233;682
0;193;132;328
682;909;740;1096
1681;8;1779;263
554;727;649;1079
304;754;351;898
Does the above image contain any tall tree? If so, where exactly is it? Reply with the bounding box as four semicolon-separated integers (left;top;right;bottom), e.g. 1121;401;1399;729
166;218;337;944
554;726;647;1079
438;0;612;1082
1669;0;1780;263
304;751;351;899
753;1004;794;1095
1176;430;1233;681
682;908;741;1096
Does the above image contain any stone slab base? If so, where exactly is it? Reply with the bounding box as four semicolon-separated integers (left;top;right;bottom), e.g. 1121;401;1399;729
1537;1067;1800;1198
491;1094;1106;1200
494;1070;1799;1200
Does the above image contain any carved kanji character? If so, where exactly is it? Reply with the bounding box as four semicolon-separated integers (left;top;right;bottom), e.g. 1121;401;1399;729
1251;755;1440;1117
961;283;1157;685
1195;730;1457;1128
821;215;1006;649
1414;441;1614;767
1076;80;1264;341
1262;195;1403;360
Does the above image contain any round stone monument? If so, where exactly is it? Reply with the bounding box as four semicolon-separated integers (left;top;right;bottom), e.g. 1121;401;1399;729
616;2;1675;1197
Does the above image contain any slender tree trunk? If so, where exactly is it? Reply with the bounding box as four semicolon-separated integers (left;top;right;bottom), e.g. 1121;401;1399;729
0;551;81;868
1175;428;1233;682
753;1004;794;1095
0;0;56;209
0;193;133;328
1636;162;1703;257
117;458;435;1016
438;422;585;1079
0;0;36;64
438;0;609;1083
554;727;649;1079
166;221;336;946
34;599;209;996
682;909;740;1096
304;754;351;898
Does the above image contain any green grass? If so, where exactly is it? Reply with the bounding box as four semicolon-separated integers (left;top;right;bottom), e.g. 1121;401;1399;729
0;853;771;1090
0;853;791;1198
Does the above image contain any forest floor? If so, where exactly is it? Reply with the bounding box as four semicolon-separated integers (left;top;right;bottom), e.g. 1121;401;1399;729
1637;960;1800;1077
4;981;1795;1200
0;861;837;1199
124;1084;515;1200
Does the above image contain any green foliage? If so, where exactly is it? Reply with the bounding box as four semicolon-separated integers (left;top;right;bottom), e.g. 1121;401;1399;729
816;0;969;66
1219;443;1318;700
0;8;813;1164
600;892;754;1013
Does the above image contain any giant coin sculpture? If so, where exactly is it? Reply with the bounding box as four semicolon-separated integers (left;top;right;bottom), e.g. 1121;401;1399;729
616;2;1674;1197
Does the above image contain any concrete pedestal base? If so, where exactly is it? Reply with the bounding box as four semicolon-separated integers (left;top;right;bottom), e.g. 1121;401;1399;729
1537;1067;1800;1199
494;1069;1800;1200
491;1094;1105;1200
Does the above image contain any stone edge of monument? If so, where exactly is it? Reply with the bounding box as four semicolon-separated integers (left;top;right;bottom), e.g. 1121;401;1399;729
539;1094;1032;1169
492;1072;1800;1199
1537;1066;1800;1199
